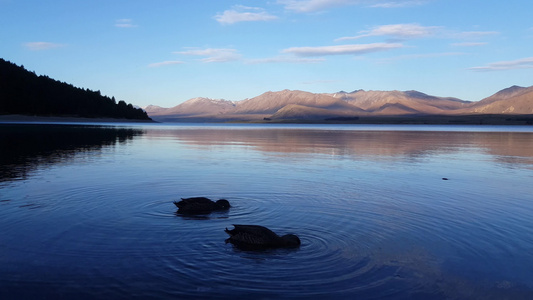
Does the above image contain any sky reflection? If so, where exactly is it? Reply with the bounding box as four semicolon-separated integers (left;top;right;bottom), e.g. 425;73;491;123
141;126;533;165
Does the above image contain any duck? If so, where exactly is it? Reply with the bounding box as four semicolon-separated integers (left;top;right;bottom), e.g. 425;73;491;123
173;197;230;214
225;225;301;249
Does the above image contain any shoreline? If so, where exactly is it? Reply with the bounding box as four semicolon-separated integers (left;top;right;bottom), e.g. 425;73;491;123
0;114;155;124
2;114;533;126
151;114;533;125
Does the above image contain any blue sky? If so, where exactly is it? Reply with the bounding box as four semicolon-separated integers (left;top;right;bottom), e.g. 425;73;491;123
2;0;533;107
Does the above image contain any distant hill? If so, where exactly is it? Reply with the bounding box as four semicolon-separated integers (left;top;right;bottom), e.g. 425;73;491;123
145;85;533;123
464;85;533;114
164;97;235;116
234;90;363;115
145;98;237;122
0;58;151;121
327;90;470;115
143;105;168;115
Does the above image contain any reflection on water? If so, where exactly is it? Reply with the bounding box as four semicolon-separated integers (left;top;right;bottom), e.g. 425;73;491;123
145;126;533;165
0;124;143;182
1;123;533;299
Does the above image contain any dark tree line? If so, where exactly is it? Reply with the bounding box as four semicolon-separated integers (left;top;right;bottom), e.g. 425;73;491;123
0;58;151;120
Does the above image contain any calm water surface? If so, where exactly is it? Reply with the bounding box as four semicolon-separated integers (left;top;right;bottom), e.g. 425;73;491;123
1;123;533;299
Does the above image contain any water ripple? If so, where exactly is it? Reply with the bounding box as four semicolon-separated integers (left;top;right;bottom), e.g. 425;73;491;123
2;124;533;299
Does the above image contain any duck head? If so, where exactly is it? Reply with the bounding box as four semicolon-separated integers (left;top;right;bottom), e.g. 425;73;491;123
216;199;231;209
281;234;301;247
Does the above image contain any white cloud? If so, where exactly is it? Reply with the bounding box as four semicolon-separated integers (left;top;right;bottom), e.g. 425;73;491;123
176;48;242;63
277;0;426;12
277;0;357;12
148;61;184;68
215;6;278;24
282;43;403;56
336;23;439;41
452;31;499;39
451;42;487;47
445;30;498;48
469;57;533;71
246;56;326;64
115;19;137;28
24;42;65;51
378;52;465;63
370;0;427;8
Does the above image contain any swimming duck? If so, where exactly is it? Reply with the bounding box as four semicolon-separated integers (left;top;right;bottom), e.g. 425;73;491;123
225;225;301;249
174;197;230;214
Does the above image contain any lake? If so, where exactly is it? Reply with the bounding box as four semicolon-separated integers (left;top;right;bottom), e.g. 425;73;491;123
1;122;533;299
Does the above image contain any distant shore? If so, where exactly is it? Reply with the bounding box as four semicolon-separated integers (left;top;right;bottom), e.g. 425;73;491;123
151;114;533;125
3;114;533;126
0;114;156;124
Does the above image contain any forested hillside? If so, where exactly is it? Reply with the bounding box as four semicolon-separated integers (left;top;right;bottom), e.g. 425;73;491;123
0;58;151;120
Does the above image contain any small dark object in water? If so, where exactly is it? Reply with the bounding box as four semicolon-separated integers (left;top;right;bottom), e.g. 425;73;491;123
174;197;230;214
225;225;301;249
442;178;449;180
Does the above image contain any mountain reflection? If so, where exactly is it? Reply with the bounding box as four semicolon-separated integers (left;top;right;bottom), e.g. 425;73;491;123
0;124;144;182
146;127;533;164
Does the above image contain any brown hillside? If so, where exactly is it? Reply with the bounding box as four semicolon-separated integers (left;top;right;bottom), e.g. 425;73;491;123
268;104;361;120
144;85;533;122
147;97;235;117
463;86;533;114
234;90;360;114
330;90;470;115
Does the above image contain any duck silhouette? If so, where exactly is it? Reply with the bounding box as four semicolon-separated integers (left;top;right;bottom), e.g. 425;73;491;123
174;197;230;214
225;225;301;249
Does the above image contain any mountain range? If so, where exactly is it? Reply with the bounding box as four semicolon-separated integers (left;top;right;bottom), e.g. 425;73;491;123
145;85;533;123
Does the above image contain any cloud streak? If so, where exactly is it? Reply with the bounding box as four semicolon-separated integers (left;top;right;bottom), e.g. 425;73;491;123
451;42;487;47
277;0;427;12
215;6;278;24
246;56;326;64
451;30;499;39
370;0;428;8
378;52;465;63
277;0;358;12
469;57;533;71
24;42;65;51
336;23;439;41
282;43;403;56
176;48;242;62
148;61;184;68
115;19;137;28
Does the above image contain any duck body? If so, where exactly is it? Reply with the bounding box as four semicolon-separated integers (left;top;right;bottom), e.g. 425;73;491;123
174;197;230;214
225;225;301;249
